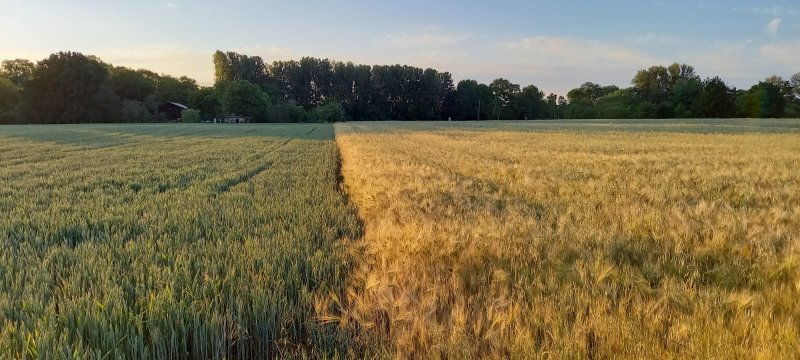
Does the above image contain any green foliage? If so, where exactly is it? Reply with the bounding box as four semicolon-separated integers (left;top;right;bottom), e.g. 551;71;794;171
309;102;346;123
488;78;520;120
740;81;785;118
20;52;122;123
156;75;198;105
213;50;269;86
119;100;153;123
692;77;737;118
109;67;157;102
268;101;307;123
4;51;798;122
180;108;201;123
190;87;221;120
632;63;698;102
219;80;271;121
0;59;34;88
451;79;493;120
512;85;547;120
0;77;19;113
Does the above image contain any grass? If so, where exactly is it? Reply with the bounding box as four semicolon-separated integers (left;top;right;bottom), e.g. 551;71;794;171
333;120;800;359
0;124;367;358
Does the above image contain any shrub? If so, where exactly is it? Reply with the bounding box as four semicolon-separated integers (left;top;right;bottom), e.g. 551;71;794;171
181;109;201;123
309;102;346;123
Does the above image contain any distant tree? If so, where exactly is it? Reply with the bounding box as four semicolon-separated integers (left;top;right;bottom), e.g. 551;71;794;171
190;87;221;121
595;88;640;119
671;78;703;116
488;78;521;119
567;82;618;106
791;73;800;99
545;93;562;119
564;82;620;119
692;77;737;118
740;81;785;118
0;77;19;111
452;79;493;120
109;67;157;102
633;63;698;102
0;59;35;88
156;75;198;105
20;52;121;123
0;77;19;122
268;101;307;123
512;85;546;119
309;102;346;123
219;80;271;121
213;50;269;86
119;100;153;123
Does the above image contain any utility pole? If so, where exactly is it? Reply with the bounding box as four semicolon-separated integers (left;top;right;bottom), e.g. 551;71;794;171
477;98;481;121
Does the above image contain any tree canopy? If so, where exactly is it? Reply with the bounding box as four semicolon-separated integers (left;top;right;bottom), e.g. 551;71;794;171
2;51;798;124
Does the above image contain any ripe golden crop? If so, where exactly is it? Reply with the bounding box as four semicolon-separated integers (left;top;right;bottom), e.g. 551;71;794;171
333;121;800;359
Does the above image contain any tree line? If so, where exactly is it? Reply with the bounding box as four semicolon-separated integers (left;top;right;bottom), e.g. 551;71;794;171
1;50;798;124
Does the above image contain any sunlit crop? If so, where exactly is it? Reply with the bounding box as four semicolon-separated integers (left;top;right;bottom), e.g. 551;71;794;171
332;120;800;359
0;124;364;358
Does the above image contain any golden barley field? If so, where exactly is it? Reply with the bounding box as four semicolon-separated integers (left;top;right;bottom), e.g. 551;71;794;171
333;121;800;359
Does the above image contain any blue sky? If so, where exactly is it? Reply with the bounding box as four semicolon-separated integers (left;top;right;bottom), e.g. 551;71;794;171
1;0;798;94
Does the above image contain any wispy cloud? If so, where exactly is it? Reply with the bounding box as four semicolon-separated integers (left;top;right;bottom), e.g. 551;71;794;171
767;18;783;35
736;6;798;17
378;27;473;48
501;36;656;68
760;41;800;64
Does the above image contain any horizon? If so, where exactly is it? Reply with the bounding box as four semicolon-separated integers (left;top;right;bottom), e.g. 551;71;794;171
1;0;798;95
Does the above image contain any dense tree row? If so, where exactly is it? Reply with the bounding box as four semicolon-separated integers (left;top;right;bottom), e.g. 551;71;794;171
1;51;798;124
563;64;800;119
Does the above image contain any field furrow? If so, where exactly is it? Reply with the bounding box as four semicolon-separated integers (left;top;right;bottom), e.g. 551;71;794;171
0;124;366;358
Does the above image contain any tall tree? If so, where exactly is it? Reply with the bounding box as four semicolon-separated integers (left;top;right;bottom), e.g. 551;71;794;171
633;63;698;102
0;59;35;88
156;75;198;105
741;81;785;118
20;52;121;123
452;79;493;120
109;66;157;102
488;78;521;120
0;77;19;118
219;80;271;121
791;73;800;99
512;85;546;120
692;77;737;118
213;50;269;86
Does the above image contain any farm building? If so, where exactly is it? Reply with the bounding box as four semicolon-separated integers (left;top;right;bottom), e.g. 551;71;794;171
157;102;188;121
216;115;252;124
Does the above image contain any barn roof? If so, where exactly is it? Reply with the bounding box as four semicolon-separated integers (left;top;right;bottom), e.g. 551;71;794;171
168;102;188;109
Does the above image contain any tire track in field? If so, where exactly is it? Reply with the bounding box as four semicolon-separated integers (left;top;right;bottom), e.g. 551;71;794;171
210;137;295;195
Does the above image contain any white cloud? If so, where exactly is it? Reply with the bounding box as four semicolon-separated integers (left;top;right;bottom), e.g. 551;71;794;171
767;18;783;35
761;41;800;64
378;27;473;48
501;36;656;68
736;6;798;17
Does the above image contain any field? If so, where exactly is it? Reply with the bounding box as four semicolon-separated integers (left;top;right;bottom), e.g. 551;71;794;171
1;120;800;359
333;120;800;358
0;124;367;358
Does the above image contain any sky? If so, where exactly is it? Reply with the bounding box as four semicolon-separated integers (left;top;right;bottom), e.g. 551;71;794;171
1;0;798;95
